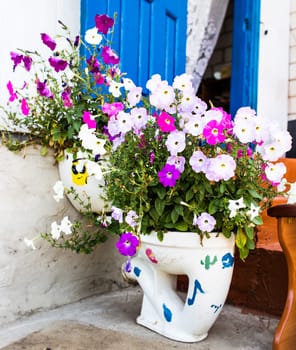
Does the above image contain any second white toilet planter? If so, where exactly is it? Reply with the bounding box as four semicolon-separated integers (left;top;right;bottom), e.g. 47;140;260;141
129;231;235;342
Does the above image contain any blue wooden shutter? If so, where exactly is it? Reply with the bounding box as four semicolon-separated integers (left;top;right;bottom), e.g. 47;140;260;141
230;0;261;115
80;0;187;86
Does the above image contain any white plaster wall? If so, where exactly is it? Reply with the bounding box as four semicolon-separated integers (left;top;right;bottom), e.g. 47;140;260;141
257;0;290;130
0;1;125;327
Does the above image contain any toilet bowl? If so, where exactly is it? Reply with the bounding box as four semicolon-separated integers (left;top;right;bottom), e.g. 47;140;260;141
130;231;235;342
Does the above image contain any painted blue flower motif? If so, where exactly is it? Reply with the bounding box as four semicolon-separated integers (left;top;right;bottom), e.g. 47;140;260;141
162;304;172;322
222;252;234;269
133;266;141;277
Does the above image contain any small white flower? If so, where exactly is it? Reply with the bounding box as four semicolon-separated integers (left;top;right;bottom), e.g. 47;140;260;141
85;27;102;45
60;216;72;235
228;197;246;218
246;203;260;221
125;210;139;227
24;238;36;250
123;78;136;91
51;221;62;240
53;180;64;202
109;80;124;97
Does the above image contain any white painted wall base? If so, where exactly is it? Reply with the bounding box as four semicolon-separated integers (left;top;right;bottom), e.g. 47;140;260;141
0;146;125;326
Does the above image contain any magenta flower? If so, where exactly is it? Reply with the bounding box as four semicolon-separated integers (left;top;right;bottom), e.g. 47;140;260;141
95;14;114;34
22;56;32;71
157;111;176;132
102;102;124;117
48;57;68;72
87;55;100;73
36;80;53;98
101;46;120;65
82;111;96;129
10;52;23;71
7;81;18;102
158;164;181;187
203;119;226;145
41;33;56;51
115;232;139;257
61;89;73;107
21;98;29;116
94;72;105;85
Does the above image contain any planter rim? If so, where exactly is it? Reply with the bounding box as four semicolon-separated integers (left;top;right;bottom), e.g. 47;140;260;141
140;231;234;249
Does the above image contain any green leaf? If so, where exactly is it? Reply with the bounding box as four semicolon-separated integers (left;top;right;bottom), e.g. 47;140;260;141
156;186;166;200
244;226;254;240
208;200;218;215
185;189;194;201
239;246;249;260
252;216;263;225
155;198;165;216
174;221;188;231
247;189;263;200
235;229;247;249
171;208;179;224
40;146;48;157
149;208;159;222
219;183;226;194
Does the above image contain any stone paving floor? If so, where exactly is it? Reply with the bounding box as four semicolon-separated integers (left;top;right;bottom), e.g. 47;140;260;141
0;287;279;349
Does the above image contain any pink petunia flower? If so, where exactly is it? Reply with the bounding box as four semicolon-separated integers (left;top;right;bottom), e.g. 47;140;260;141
41;33;57;51
48;57;68;72
203;119;226;145
21;98;30;116
36;80;53;98
82;111;97;129
7;81;18;102
61;89;73;107
101;46;120;65
102;102;124;117
10;52;23;71
157;111;176;132
95;14;114;34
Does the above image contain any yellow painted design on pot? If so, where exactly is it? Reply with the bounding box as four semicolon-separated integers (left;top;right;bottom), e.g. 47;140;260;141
71;158;88;185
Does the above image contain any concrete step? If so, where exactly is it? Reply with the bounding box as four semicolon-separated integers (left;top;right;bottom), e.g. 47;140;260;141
0;287;279;349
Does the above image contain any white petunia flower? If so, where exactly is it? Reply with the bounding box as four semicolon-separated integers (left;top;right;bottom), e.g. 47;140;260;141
228;197;246;218
265;162;287;184
246;203;261;221
85;27;102;45
108;80;124;97
53;180;64;202
51;221;62;240
60;216;72;235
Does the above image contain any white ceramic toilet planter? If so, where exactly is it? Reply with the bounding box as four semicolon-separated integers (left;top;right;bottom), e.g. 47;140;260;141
58;150;110;213
130;231;235;342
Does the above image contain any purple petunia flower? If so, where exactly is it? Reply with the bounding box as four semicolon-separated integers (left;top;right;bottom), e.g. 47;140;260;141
22;56;32;71
115;232;139;257
101;46;120;65
7;81;18;102
87;55;100;73
95;14;114;34
21;98;30;116
41;33;56;51
61;88;73;107
194;212;216;233
158;164;181;187
36;80;53;98
48;57;68;72
10;52;23;71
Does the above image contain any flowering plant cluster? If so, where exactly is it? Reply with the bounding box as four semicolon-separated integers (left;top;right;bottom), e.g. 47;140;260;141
103;73;292;260
2;13;293;261
1;14;120;160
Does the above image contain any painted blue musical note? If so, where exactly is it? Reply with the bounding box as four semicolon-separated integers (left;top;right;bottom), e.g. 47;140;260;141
163;303;172;322
187;279;205;306
222;252;234;269
211;304;222;313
